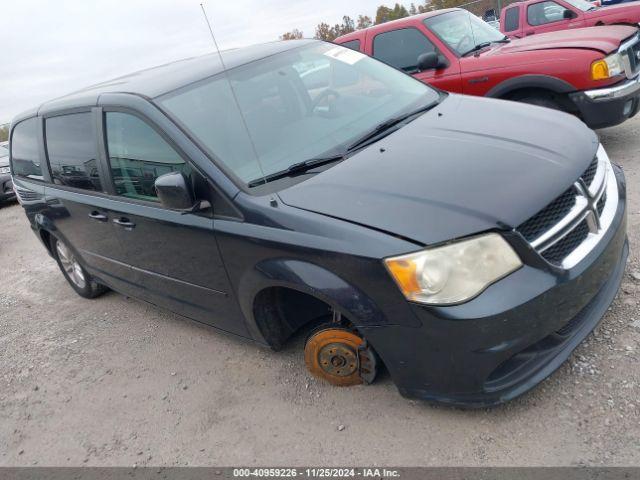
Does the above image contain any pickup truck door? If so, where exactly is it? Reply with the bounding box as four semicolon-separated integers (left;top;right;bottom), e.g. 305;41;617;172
364;24;462;93
523;0;585;35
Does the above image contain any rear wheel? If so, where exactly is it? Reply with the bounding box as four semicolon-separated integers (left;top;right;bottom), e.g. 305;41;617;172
304;325;378;386
52;237;108;299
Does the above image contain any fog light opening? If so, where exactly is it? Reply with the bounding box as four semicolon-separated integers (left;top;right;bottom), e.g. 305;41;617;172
623;100;633;117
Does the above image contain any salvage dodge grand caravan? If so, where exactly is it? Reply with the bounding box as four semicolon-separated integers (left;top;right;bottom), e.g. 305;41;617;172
10;40;627;407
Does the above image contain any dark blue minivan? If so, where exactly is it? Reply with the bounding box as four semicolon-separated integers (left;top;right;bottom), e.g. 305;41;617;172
10;40;627;407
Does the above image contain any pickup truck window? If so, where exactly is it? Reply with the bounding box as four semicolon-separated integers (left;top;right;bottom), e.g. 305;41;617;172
341;40;361;51
527;1;567;26
504;7;520;32
373;28;436;72
424;10;506;56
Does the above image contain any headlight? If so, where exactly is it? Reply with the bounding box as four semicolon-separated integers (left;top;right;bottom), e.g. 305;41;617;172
591;53;625;80
0;166;10;175
384;233;522;305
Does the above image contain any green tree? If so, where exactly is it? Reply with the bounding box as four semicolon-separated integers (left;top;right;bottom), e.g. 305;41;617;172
314;22;338;41
375;3;410;24
280;29;304;40
0;125;8;143
339;16;356;36
357;15;373;29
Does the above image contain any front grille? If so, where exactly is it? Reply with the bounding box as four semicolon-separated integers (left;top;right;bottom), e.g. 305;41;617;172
622;34;640;78
581;157;598;187
518;188;576;242
597;192;607;216
541;220;590;265
516;148;614;268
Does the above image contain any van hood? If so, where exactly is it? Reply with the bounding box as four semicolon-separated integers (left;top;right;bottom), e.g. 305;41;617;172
498;25;636;55
278;94;599;246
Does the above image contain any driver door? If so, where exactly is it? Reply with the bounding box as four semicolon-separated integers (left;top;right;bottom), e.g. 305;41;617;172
366;25;462;93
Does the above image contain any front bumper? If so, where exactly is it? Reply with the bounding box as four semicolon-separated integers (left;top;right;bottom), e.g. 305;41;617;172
0;174;16;201
570;76;640;129
361;165;627;407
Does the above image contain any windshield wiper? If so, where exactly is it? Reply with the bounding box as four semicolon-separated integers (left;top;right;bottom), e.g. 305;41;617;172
346;101;438;153
247;153;345;187
462;38;510;56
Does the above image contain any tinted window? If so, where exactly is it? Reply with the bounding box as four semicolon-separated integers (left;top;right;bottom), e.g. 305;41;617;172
528;1;567;26
505;7;520;32
373;28;436;72
105;112;193;202
341;39;361;51
11;118;43;180
46;113;101;191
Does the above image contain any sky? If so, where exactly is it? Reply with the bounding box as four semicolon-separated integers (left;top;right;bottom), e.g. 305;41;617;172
0;0;381;124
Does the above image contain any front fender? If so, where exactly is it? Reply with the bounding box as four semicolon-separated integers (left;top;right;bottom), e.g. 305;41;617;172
486;74;577;98
236;258;399;346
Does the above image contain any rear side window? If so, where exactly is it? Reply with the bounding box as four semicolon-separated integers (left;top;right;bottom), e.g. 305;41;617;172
504;7;520;32
45;113;102;191
105;112;193;203
11;118;43;180
340;39;361;51
373;28;436;72
527;1;566;26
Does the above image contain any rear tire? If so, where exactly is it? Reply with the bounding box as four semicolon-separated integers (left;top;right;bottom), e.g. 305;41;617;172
51;237;108;299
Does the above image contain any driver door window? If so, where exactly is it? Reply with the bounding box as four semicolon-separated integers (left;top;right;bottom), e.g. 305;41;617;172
105;112;194;203
373;28;437;73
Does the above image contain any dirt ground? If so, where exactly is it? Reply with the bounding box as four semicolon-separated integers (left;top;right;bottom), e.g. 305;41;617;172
0;115;639;468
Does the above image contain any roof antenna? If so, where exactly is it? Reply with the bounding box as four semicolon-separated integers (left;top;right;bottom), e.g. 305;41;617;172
198;2;268;185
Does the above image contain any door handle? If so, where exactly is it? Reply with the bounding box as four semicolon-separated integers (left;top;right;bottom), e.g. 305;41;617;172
113;217;136;229
88;211;108;222
525;31;535;36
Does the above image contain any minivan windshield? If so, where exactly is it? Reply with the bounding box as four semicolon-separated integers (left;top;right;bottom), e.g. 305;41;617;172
425;10;508;56
158;42;439;187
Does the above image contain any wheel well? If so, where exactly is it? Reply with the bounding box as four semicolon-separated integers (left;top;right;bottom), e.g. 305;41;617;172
253;287;348;350
501;87;578;113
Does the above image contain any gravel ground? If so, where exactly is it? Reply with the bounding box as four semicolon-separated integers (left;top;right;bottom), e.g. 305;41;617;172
0;115;639;468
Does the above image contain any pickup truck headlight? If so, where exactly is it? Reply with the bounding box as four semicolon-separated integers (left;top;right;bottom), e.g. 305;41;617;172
591;53;625;80
0;166;10;175
384;233;522;305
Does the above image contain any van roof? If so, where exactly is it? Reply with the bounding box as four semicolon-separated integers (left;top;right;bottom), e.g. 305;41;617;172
14;39;318;123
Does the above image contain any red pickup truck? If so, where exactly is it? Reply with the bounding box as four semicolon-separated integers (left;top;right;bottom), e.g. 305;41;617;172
335;9;640;128
500;0;640;38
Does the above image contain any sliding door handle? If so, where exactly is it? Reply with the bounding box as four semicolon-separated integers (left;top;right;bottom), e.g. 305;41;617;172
88;211;108;222
113;217;136;229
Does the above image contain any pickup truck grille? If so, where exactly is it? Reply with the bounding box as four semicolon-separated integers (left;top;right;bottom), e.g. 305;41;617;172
516;146;618;269
621;33;640;79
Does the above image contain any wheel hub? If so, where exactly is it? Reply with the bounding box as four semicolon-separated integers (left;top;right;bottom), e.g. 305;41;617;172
318;342;358;377
304;326;376;387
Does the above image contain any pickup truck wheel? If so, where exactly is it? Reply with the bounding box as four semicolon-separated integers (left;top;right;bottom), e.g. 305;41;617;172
304;326;378;386
52;237;109;299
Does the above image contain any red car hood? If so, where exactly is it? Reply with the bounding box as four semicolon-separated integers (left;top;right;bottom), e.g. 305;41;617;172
498;25;637;54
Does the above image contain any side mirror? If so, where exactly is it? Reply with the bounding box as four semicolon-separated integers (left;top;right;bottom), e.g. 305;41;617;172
154;171;195;211
417;52;448;72
563;9;577;19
